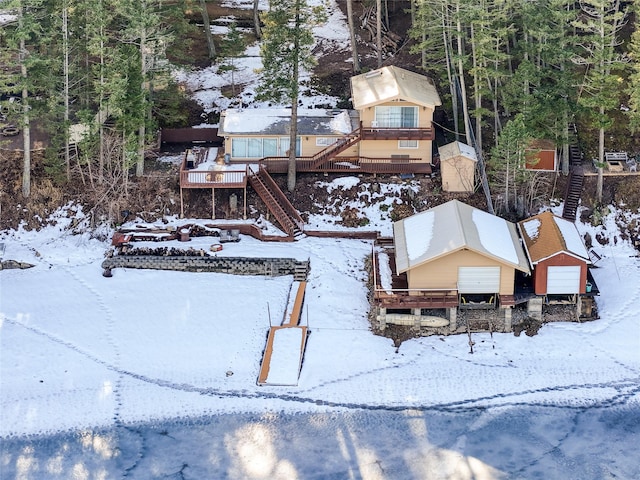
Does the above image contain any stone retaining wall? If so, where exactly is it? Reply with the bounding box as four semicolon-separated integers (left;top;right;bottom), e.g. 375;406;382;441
102;255;310;281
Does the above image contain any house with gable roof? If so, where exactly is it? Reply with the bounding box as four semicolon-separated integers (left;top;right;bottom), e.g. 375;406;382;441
373;200;530;332
517;211;599;320
179;66;443;227
393;200;530;301
212;65;441;174
517;211;592;296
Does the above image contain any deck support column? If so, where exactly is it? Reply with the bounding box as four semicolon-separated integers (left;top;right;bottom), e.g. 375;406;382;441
212;188;215;219
447;307;457;332
244;185;247;219
503;307;512;332
180;187;184;218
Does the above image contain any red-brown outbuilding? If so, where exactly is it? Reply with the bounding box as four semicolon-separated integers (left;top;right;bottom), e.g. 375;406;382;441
518;211;591;295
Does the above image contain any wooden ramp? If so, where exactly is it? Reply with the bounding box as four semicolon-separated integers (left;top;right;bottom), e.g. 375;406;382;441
257;282;308;386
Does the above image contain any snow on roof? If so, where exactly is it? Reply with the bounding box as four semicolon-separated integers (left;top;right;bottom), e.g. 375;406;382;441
404;211;434;261
472;209;519;265
518;211;590;264
394;200;529;274
438;141;478;162
350;66;442;110
219;108;358;136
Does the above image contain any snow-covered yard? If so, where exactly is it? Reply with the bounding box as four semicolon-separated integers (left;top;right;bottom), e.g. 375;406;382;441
1;0;639;476
1;199;639;478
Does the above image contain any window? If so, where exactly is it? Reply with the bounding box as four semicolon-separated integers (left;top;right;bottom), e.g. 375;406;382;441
230;137;299;158
263;138;277;157
316;137;338;146
280;137;301;156
231;138;248;157
399;140;418;148
247;138;262;157
374;106;418;128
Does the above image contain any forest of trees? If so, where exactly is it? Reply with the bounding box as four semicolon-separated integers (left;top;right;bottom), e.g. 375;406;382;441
0;0;639;220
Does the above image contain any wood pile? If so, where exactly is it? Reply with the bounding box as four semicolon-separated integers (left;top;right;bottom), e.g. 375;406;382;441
359;6;403;53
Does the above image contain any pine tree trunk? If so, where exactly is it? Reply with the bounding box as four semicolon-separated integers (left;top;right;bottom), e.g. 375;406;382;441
346;0;359;72
288;101;298;192
137;24;147;177
200;0;216;59
376;0;382;68
443;9;459;137
597;112;604;204
456;4;472;146
63;2;71;180
253;0;262;40
19;29;30;197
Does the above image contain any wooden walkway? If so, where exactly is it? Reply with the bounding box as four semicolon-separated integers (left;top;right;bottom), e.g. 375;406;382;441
257;282;309;386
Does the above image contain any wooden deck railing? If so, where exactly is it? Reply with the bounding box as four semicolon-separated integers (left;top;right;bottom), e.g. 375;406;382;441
259;156;432;174
179;166;249;189
360;126;435;141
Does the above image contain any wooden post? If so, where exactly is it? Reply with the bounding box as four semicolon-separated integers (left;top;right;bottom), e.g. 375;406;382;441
212;188;215;219
180;187;184;218
244;184;247;219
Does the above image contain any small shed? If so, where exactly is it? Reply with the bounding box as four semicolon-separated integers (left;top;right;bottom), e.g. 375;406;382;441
438;141;477;193
393;200;530;299
525;139;557;171
517;211;591;295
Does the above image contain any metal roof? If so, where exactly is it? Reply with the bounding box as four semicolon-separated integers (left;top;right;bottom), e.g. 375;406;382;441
393;200;530;274
350;66;442;110
518;211;590;265
218;108;359;136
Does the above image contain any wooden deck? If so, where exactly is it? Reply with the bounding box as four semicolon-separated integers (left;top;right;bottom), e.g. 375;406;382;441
259;156;432;174
257;282;309;386
372;249;459;309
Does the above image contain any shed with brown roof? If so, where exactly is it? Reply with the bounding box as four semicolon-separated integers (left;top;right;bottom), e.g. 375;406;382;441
518;211;591;295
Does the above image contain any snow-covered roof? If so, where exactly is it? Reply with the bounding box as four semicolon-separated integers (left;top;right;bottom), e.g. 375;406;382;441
438;141;478;162
350;66;442;110
518;211;591;265
393;199;530;274
218;108;359;136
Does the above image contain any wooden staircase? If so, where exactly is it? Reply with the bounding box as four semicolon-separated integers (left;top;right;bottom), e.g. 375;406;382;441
308;128;362;170
248;165;305;238
562;143;584;222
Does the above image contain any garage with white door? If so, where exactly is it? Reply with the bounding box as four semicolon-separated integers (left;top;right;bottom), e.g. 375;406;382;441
546;265;581;294
458;266;501;294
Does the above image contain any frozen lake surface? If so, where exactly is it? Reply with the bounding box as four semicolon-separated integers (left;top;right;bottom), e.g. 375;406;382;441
3;405;639;479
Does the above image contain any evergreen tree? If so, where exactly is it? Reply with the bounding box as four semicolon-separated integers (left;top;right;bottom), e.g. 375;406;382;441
488;113;531;215
502;0;579;175
256;0;326;192
219;22;244;98
626;0;640;133
573;0;629;204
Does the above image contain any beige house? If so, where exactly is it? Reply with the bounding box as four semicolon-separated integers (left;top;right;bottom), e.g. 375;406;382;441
349;66;441;166
438;141;477;192
215;66;441;174
393;200;530;303
218;108;360;162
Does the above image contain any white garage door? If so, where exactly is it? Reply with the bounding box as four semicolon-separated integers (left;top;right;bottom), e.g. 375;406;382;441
547;265;581;294
458;266;501;294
